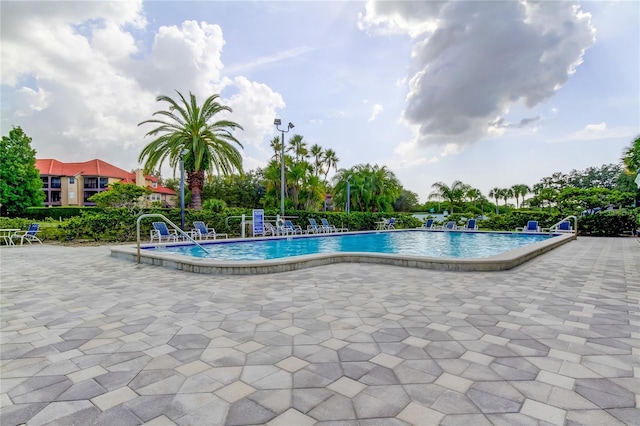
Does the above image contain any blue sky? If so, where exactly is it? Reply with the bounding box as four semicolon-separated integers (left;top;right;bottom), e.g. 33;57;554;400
1;1;638;203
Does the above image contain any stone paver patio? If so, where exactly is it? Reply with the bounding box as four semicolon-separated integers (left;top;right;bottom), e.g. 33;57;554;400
1;237;638;425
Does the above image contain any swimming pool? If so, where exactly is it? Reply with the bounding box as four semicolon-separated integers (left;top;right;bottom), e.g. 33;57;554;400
110;230;576;275
148;230;552;260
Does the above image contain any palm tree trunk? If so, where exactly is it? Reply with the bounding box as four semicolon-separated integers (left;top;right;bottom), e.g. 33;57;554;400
187;170;205;210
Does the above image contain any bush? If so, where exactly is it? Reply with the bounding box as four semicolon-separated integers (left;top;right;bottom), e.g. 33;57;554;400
202;198;227;213
24;206;104;220
578;209;638;236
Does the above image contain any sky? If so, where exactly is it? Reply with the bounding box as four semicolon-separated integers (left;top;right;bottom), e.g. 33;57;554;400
1;0;639;203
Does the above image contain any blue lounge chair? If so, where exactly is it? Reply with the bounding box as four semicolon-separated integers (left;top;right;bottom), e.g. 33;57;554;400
421;218;435;229
385;218;396;229
308;218;324;234
517;221;541;232
557;221;572;232
151;222;179;243
542;220;573;233
283;220;304;235
462;219;478;231
443;221;457;230
193;221;228;240
11;223;42;245
321;218;348;232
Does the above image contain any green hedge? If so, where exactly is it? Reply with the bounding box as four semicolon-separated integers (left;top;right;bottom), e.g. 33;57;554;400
24;206;105;220
10;207;637;242
578;209;638;236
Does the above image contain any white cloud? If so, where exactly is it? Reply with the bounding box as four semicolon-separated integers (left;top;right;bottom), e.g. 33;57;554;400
368;104;383;121
551;122;637;142
0;2;286;179
362;0;596;149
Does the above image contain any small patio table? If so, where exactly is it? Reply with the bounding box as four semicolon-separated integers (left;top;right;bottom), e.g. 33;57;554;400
0;229;19;246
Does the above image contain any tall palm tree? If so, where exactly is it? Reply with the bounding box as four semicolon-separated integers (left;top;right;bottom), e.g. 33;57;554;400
428;180;466;214
501;188;514;208
287;134;308;163
310;144;324;177
488;187;501;214
511;184;531;209
466;187;482;208
138;91;243;209
322;149;339;184
269;137;283;162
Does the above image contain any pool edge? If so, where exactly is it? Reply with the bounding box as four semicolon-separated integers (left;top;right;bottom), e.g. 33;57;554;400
109;232;576;274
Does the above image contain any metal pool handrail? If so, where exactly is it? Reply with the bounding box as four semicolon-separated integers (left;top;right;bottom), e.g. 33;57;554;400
136;213;210;263
545;215;578;236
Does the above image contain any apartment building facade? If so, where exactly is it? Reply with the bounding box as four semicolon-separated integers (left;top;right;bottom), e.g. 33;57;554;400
36;159;176;207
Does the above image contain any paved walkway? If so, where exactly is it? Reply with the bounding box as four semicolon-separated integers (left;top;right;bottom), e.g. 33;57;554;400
0;237;638;425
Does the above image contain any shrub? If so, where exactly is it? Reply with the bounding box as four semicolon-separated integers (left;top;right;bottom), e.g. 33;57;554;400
578;209;638;236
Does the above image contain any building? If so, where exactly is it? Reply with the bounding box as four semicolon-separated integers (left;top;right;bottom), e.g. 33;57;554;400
35;159;176;207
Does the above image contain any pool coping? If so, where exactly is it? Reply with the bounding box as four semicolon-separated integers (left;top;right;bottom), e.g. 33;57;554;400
109;230;577;275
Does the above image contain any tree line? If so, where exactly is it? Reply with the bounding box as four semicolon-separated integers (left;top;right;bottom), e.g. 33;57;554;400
2;89;639;217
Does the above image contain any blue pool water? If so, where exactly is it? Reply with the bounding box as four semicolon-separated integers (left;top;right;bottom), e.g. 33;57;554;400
147;230;554;260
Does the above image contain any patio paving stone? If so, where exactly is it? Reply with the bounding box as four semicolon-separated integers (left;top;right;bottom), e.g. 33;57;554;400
0;237;638;424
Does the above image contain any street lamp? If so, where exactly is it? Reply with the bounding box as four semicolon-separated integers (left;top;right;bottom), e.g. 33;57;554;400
346;175;352;214
274;118;294;216
179;149;189;230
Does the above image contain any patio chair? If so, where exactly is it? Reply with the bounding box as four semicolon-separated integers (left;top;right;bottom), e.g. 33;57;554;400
192;221;228;240
264;222;278;236
543;220;573;233
385;218;396;229
461;219;478;231
420;218;435;229
283;220;304;235
516;221;541;232
151;222;179;243
321;218;348;232
11;223;42;245
308;218;324;234
443;221;457;231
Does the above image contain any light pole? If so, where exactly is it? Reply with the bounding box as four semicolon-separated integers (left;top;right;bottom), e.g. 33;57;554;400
274;119;294;216
179;149;189;230
346;175;351;214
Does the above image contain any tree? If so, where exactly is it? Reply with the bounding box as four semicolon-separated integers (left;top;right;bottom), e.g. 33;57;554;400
332;164;401;212
428;180;468;214
394;189;420;212
88;182;151;212
488;187;501;214
511;184;530;209
138;91;244;210
622;135;640;175
0;127;44;216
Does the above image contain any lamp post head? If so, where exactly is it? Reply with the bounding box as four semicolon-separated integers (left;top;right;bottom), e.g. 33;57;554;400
274;118;282;126
288;122;294;130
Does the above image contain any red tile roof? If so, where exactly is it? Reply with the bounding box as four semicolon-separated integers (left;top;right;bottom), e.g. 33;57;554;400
36;159;176;196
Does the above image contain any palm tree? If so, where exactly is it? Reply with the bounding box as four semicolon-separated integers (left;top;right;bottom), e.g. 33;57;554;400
622;135;640;175
269;137;283;162
138;91;243;209
511;184;531;209
501;188;513;209
332;164;400;212
428;180;466;214
488;187;501;214
322;149;339;184
466;187;482;208
288;134;308;162
310;144;324;177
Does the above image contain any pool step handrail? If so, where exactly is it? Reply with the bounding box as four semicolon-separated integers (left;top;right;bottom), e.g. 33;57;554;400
136;213;210;263
545;215;578;236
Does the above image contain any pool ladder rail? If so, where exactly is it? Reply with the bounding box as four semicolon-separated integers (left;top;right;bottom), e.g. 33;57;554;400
136;213;211;263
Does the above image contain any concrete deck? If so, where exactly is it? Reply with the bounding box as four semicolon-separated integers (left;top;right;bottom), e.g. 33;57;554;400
1;237;639;425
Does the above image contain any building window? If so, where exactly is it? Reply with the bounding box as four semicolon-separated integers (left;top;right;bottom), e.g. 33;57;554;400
84;177;98;188
151;182;157;188
41;177;49;188
51;177;61;188
51;191;61;202
99;177;108;189
69;177;75;184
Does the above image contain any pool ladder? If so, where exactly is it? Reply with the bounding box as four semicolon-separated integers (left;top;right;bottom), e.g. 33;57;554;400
136;213;210;263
